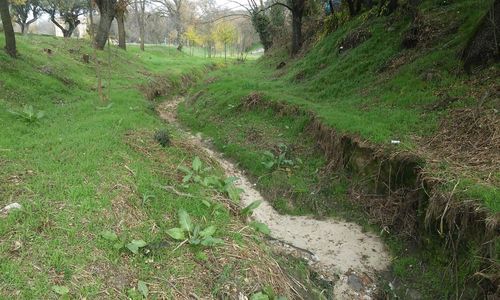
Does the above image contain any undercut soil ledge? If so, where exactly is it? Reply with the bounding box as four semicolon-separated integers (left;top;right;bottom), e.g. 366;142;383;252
240;92;500;297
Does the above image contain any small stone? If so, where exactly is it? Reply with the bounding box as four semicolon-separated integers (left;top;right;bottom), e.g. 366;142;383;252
11;240;22;252
406;288;423;300
1;203;22;215
347;274;364;292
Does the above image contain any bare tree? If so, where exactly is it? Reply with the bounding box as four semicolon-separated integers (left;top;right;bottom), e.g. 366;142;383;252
116;0;128;49
0;0;16;57
132;0;146;51
234;0;305;55
152;0;186;50
41;0;88;37
11;0;43;34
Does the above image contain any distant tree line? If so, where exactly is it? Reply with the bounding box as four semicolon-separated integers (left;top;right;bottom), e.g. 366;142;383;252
0;0;259;58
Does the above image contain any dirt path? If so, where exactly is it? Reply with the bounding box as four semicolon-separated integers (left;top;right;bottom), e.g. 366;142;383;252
158;98;391;299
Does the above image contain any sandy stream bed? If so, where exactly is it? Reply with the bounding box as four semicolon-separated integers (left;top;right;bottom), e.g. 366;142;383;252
158;98;391;299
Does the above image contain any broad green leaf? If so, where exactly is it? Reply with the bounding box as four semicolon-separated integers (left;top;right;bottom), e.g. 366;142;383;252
36;111;45;119
131;239;147;247
203;176;222;188
241;200;262;215
127;243;139;254
192;156;202;172
52;285;69;295
182;174;192;183
199;225;217;238
178;166;191;174
192;225;201;238
193;175;202;183
201;200;211;208
126;240;147;254
250;221;271;235
167;228;186;240
201;236;224;247
113;242;124;250
101;230;118;241
250;292;269;300
189;238;201;245
262;161;275;169
226;185;243;203
224;176;238;185
178;209;193;232
138;281;149;298
263;151;275;158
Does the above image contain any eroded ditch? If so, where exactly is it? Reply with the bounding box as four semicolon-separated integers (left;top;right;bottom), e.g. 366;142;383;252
158;97;392;299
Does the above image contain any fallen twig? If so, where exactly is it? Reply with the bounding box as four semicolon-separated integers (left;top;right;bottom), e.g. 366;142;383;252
157;184;195;198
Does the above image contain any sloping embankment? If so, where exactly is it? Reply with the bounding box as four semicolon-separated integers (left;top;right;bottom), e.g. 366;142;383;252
241;92;500;297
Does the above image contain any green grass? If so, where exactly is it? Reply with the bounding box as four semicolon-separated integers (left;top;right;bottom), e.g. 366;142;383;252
0;35;308;299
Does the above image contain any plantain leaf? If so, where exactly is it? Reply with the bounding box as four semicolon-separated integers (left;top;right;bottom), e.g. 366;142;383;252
167;228;186;240
192;156;202;172
137;280;149;298
126;239;147;254
201;236;224;247
250;292;269;300
101;230;118;241
226;185;243;203
199;225;217;238
178;209;193;232
241;200;262;215
52;285;69;295
250;221;271;235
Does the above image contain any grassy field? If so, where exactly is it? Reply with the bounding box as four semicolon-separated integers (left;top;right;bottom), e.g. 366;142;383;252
0;35;313;299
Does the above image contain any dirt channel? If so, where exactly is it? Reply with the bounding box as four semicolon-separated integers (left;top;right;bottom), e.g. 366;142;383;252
158;97;391;299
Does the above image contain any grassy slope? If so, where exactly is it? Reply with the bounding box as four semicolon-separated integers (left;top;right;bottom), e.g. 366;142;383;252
178;0;498;297
180;0;498;212
0;35;305;299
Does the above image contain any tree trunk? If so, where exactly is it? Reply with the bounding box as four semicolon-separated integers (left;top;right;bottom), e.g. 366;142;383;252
355;0;362;14
175;20;183;51
290;0;305;55
94;0;117;50
291;11;303;55
139;20;145;51
0;0;16;58
116;11;126;50
346;0;356;16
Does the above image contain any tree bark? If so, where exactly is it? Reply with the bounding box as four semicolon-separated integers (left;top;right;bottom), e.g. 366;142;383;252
346;0;355;16
116;11;126;50
0;0;16;58
133;0;145;51
175;20;183;51
291;12;302;55
290;0;305;55
139;19;145;51
94;0;117;50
